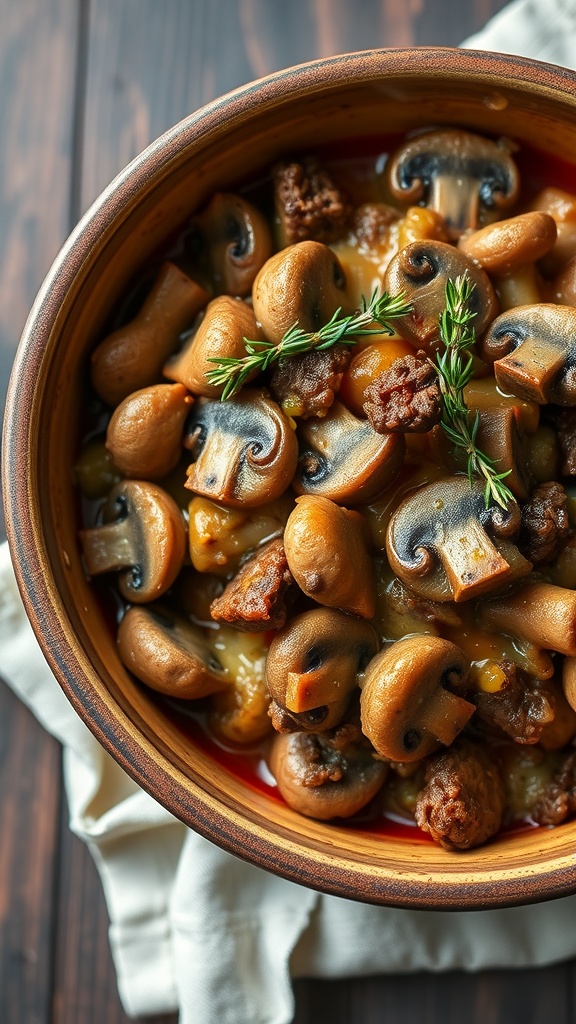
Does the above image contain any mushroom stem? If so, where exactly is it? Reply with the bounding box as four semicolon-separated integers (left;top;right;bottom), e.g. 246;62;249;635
80;517;137;576
479;582;576;656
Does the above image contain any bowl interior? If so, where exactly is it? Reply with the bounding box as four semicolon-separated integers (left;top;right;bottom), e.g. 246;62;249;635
6;48;576;909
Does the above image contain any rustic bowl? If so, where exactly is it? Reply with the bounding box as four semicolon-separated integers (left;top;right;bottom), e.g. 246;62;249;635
5;47;576;910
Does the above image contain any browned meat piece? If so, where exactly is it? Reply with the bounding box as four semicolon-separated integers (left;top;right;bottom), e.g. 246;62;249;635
363;352;442;433
473;660;555;744
210;537;293;631
274;156;352;245
518;481;570;565
414;738;505;851
532;749;576;826
385;575;462;628
351;203;401;248
556;408;576;476
269;343;351;419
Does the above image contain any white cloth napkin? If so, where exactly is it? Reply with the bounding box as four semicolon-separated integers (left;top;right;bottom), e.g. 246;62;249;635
5;3;576;1021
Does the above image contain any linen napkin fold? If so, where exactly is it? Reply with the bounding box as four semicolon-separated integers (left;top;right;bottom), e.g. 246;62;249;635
5;3;576;1021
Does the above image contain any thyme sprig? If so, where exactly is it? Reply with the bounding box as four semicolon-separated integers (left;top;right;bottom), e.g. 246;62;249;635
435;274;514;510
205;288;413;401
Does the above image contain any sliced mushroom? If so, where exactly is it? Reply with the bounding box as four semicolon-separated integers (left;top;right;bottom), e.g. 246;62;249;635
481;303;576;404
360;635;474;762
106;383;193;480
163;296;264;398
91;262;209;406
479;582;576;657
283;495;375;618
458;211;557;276
118;604;230;698
266;608;379;733
293;400;405;505
252;240;351;345
269;728;388;820
79;480;187;602
188;192;273;296
184;390;298;508
386;475;531;603
384;240;498;351
386;129;519;239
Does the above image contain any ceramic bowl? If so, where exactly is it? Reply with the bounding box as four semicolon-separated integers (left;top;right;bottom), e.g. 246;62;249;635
5;47;576;910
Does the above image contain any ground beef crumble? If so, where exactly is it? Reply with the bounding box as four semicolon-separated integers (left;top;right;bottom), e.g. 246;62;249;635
517;481;570;566
532;749;576;826
210;537;292;631
269;343;351;418
274;156;352;245
363;352;442;433
473;660;555;745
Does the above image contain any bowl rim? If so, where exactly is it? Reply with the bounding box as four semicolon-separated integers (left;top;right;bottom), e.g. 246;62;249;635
6;46;576;910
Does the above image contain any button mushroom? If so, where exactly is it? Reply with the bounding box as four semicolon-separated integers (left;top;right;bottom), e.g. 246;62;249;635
105;383;193;480
118;604;230;698
481;303;576;404
188;192;273;296
479;581;576;657
251;240;351;345
91;261;209;406
458;211;557;277
184;390;298;508
269;727;388;820
266;608;379;733
386;475;531;603
360;635;474;762
385;129;519;239
163;296;265;398
79;480;187;602
384;240;498;351
293;400;405;505
283;495;376;619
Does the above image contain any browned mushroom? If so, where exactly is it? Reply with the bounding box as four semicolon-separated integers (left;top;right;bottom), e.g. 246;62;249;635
529;186;576;275
479;581;576;657
563;656;576;713
105;383;193;480
183;390;298;507
251;240;351;345
386;476;531;603
384;240;498;351
552;253;576;306
360;635;474;762
293;400;405;505
79;480;187;602
91;262;209;406
162;296;264;398
118;604;230;698
283;495;375;618
385;129;519;239
188;192;273;296
458;211;557;276
266;608;379;733
481;303;576;404
269;727;388;820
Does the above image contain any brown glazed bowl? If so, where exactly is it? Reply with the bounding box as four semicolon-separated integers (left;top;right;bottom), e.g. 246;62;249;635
5;48;576;910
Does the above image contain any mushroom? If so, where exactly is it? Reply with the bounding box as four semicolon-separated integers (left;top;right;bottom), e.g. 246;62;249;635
384;240;498;351
105;383;193;480
481;303;576;404
563;656;576;713
266;608;379;733
118;604;230;698
386;475;531;603
293;400;405;505
269;728;388;820
79;480;187;602
188;192;273;296
458;211;557;276
283;495;376;618
163;296;264;398
479;581;576;657
385;129;519;239
360;635;474;762
251;240;351;345
183;390;298;508
91;261;209;406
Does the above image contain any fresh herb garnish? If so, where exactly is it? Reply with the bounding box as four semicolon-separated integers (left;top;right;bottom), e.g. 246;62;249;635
205;288;413;401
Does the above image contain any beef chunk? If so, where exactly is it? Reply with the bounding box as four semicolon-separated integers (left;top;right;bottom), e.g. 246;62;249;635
210;538;292;631
518;481;570;565
532;749;576;826
415;738;505;851
363;352;442;433
351;203;401;248
556;408;576;476
274;156;352;245
269;343;351;419
473;661;555;745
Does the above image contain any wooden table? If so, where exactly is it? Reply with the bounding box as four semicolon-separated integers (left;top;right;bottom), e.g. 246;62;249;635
5;1;576;1021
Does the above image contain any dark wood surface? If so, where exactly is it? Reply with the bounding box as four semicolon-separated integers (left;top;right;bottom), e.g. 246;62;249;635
7;1;576;1021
